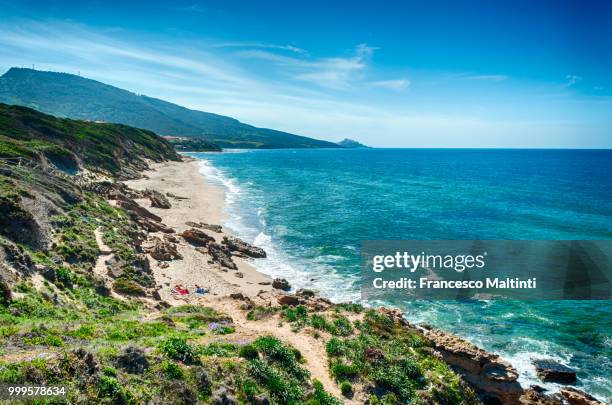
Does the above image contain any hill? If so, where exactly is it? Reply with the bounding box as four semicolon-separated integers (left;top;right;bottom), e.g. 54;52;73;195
0;68;339;149
336;138;369;148
0;103;179;178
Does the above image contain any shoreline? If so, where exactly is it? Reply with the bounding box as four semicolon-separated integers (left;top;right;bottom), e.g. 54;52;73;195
124;157;274;302
125;157;603;404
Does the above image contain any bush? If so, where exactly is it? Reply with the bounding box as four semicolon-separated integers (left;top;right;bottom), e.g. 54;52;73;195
160;360;184;380
326;338;344;356
239;344;259;360
159;337;199;364
340;380;353;397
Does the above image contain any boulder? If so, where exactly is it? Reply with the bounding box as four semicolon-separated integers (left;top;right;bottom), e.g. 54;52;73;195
222;236;266;258
519;386;564;405
424;328;523;404
208;243;237;269
180;228;214;247
185;221;223;233
145;237;182;261
533;360;577;384
167;192;189;200
272;278;291;291
296;288;316;298
116;347;149;374
559;387;601;405
116;199;162;222
144;189;171;209
277;294;301;306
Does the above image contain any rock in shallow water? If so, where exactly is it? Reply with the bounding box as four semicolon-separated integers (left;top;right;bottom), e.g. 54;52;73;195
272;278;291;291
533;359;577;384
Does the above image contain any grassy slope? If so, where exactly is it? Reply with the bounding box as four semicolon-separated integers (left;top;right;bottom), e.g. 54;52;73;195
0;103;179;176
0;68;340;149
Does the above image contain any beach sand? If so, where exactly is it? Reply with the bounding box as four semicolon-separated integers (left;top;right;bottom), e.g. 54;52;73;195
124;157;274;303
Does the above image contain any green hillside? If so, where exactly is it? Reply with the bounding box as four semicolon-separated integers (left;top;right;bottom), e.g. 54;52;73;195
0;68;339;149
0;103;179;177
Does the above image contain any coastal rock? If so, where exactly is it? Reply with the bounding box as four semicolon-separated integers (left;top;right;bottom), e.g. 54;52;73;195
519;387;563;404
105;256;126;278
559;387;601;405
186;221;223;233
277;294;302;306
116;199;162;222
167;192;189;200
145;237;182;261
137;217;175;233
222;236;266;258
533;360;577;384
296;288;316;298
272;278;291;291
180;228;214;247
424;328;523;404
208;242;237;269
144;189;171;209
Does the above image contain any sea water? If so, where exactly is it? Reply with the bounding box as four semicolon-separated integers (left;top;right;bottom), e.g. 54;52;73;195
189;148;612;400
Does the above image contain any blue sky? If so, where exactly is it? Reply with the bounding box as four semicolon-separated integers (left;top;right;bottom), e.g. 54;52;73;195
0;0;611;147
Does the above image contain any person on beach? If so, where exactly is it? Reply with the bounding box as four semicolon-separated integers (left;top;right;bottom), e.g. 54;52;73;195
172;284;189;295
194;284;207;295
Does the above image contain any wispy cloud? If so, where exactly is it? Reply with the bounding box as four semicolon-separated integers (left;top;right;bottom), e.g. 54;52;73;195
175;4;205;13
563;74;582;88
460;74;508;82
238;43;379;89
213;41;307;54
367;79;410;90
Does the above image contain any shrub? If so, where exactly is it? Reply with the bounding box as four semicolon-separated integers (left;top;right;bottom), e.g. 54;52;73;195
159;337;199;364
340;380;353;397
326;338;344;356
160;360;184;380
239;344;259;360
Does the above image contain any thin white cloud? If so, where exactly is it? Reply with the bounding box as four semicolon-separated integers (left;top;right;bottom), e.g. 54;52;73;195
214;41;307;54
368;79;410;90
460;74;508;82
237;43;377;89
563;74;582;88
175;4;205;13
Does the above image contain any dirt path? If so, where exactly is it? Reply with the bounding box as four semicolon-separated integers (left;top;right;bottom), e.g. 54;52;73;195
93;227;125;301
199;297;353;403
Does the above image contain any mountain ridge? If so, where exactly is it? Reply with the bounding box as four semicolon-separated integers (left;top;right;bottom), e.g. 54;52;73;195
0;68;340;149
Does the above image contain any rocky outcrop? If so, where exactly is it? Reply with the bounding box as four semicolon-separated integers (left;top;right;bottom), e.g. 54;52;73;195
144;189;171;209
222;236;266;258
185;221;222;233
559;387;601;405
145;237;182;261
116;199;162;222
180;228;215;247
533;360;577;384
423;328;523;404
207;243;237;270
272;278;291;291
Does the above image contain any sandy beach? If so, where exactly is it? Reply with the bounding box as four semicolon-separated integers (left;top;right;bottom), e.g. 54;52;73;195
125;157;274;303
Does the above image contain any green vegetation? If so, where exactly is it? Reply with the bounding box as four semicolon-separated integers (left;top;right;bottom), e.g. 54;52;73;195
0;101;179;176
0;68;341;149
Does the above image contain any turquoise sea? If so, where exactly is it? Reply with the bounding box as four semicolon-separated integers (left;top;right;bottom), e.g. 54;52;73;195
189;149;612;400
